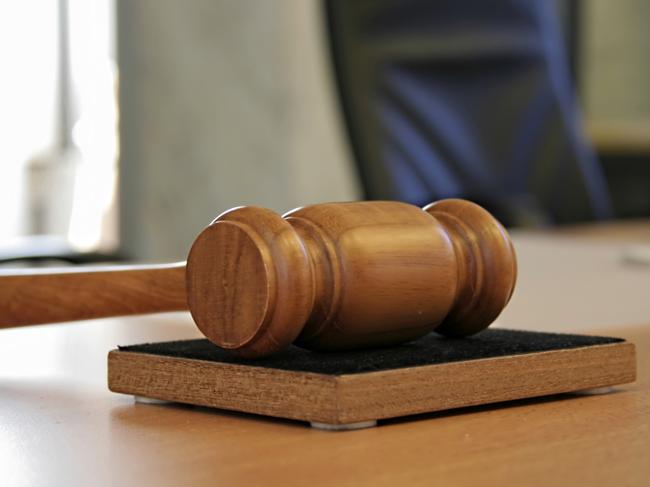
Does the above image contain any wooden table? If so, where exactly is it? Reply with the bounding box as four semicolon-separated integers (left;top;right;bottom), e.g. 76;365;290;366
1;224;650;486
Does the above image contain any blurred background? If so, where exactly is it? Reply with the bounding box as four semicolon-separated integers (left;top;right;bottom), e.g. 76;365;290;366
1;0;649;263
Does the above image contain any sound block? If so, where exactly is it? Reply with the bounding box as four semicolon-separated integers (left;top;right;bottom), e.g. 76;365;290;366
108;329;636;430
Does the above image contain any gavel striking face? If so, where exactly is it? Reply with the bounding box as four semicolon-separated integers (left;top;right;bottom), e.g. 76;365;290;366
0;199;516;358
186;199;516;357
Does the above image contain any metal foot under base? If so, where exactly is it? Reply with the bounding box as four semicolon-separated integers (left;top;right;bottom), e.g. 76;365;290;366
310;420;377;431
134;395;172;405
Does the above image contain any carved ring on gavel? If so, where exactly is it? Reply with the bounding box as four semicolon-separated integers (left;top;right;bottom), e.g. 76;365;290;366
0;199;516;358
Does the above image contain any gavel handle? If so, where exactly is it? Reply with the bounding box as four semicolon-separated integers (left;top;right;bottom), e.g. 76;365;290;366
0;262;187;328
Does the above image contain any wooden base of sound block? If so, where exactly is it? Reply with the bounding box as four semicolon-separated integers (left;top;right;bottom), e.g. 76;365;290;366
108;329;636;429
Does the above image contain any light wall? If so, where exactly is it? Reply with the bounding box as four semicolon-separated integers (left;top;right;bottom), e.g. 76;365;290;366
582;0;650;120
117;0;360;261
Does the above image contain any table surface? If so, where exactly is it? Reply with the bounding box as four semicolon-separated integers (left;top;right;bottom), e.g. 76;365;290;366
1;221;650;486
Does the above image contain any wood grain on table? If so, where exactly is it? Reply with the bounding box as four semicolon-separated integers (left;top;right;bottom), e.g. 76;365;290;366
1;228;649;486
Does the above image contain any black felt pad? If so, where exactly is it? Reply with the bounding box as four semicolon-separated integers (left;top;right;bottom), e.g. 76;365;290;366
118;329;623;375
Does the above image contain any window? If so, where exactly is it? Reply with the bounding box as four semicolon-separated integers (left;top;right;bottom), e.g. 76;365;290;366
0;0;118;254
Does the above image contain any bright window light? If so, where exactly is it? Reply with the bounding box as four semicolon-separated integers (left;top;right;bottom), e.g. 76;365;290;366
0;0;118;253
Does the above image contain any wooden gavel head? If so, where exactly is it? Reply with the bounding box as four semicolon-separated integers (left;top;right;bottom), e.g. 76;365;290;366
186;199;517;358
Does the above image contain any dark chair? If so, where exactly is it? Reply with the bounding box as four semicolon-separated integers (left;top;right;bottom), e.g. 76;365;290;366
326;0;612;226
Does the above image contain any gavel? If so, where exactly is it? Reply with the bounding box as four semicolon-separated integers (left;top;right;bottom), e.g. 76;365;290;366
0;199;517;358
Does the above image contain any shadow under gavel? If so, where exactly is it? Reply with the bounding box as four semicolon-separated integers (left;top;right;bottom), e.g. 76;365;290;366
0;199;517;358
